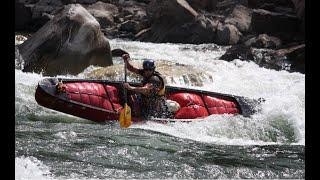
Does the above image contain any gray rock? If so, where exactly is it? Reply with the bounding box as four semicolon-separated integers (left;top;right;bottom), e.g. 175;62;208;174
251;8;299;34
216;0;248;13
15;1;33;30
138;0;218;44
216;23;242;45
188;0;218;11
224;5;252;33
248;0;294;9
291;0;304;34
220;44;253;61
18;4;112;76
85;1;119;28
220;43;305;73
244;34;282;48
69;0;97;4
119;20;141;34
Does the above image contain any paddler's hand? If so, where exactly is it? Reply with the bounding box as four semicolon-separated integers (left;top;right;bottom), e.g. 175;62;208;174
123;83;132;90
122;54;130;62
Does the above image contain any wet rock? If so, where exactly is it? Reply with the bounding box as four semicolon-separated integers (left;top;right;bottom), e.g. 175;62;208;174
220;43;305;73
220;44;253;61
15;0;33;31
251;8;299;34
67;0;98;4
248;0;294;8
15;0;304;62
84;1;119;28
30;0;64;30
120;0;148;18
132;0;151;3
274;44;305;73
15;0;63;31
216;0;248;14
188;0;217;11
119;20;142;34
291;0;304;19
291;0;304;34
244;34;282;49
18;4;112;76
139;0;218;44
216;23;242;45
224;5;252;33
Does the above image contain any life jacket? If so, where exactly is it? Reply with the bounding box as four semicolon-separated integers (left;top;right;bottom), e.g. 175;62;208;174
139;70;169;118
142;71;166;96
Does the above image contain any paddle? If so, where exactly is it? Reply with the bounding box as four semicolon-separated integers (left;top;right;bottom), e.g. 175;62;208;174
119;60;132;128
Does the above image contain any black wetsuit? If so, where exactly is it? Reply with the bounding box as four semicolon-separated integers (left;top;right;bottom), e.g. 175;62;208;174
137;70;168;119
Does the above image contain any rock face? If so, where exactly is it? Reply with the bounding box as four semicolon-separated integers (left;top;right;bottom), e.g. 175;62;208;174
16;0;65;31
291;0;304;34
224;5;252;33
18;4;112;76
216;23;242;45
251;8;299;34
15;0;33;31
220;44;254;61
220;43;305;73
84;2;119;29
137;0;217;44
244;34;282;49
15;0;305;74
188;0;217;11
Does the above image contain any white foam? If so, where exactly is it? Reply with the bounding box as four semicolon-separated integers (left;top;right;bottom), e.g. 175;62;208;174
119;41;305;146
15;39;305;146
15;156;53;180
54;131;77;140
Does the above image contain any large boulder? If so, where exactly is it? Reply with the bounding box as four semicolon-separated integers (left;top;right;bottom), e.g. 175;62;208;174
187;0;217;11
216;23;242;45
220;44;254;61
119;20;142;34
119;0;148;19
220;43;305;73
216;0;248;14
138;0;217;44
224;5;252;33
291;0;304;19
15;0;63;31
84;1;119;28
29;0;64;30
15;0;33;31
18;4;112;76
291;0;304;34
65;0;98;4
251;8;299;34
288;44;305;73
147;0;199;25
248;0;295;11
244;34;282;49
274;44;305;73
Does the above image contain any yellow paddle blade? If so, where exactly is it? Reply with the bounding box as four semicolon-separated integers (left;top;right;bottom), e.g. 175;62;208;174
119;103;132;128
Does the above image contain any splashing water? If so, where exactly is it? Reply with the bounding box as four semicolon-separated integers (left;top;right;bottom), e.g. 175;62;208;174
15;37;305;179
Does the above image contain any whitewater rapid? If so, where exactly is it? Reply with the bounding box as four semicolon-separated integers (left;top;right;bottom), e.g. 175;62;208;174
15;38;305;179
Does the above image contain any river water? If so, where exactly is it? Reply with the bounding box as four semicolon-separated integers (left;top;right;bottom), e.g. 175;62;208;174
15;38;305;179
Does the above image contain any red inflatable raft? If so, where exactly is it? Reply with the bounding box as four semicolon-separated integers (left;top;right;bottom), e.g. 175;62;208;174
35;78;262;123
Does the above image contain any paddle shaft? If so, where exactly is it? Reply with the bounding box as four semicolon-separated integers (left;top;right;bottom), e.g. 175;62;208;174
124;61;127;103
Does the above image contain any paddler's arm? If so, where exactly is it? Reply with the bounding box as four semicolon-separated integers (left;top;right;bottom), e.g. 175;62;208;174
123;83;153;96
122;54;140;74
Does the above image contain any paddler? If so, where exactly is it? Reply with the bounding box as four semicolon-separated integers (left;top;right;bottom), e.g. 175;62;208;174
122;54;169;119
